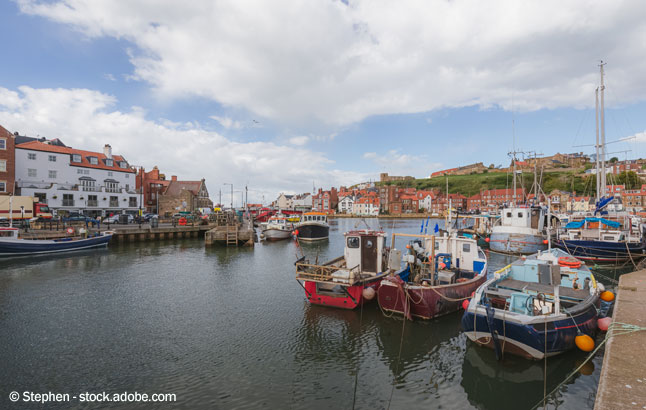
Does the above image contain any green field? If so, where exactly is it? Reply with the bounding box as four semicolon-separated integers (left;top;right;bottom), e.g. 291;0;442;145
381;170;611;197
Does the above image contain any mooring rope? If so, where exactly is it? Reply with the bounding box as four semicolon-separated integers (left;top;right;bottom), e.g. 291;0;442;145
351;294;364;410
530;321;646;410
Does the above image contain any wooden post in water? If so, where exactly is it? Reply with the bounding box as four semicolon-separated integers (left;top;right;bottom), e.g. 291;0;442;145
430;234;436;286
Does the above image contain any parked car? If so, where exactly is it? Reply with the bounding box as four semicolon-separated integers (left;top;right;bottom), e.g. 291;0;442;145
63;213;98;223
143;213;157;222
104;214;134;224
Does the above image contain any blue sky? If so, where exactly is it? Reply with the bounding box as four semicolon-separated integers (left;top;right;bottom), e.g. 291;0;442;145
1;0;646;205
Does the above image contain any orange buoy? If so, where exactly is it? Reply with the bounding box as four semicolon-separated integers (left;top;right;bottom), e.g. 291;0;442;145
600;291;615;302
462;299;469;310
597;317;612;331
485;237;490;243
575;334;595;352
543;239;549;244
438;262;446;269
293;229;299;236
558;256;582;268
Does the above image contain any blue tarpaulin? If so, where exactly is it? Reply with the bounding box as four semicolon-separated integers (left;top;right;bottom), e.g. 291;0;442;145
564;217;621;229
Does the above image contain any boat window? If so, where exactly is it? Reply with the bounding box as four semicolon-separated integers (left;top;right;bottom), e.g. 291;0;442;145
347;237;359;248
365;239;374;248
0;230;15;237
463;243;470;252
506;212;512;218
435;242;439;250
517;212;523;218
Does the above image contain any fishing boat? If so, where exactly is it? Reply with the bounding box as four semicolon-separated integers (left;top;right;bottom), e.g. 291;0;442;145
295;211;329;241
554;216;646;262
260;214;294;241
377;232;487;320
295;229;403;309
0;227;113;256
489;205;548;255
461;248;601;360
552;63;646;263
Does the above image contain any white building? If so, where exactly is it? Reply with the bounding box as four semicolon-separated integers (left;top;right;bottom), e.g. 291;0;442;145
338;195;355;214
292;193;312;211
418;194;433;211
351;197;379;216
15;140;140;217
275;193;294;210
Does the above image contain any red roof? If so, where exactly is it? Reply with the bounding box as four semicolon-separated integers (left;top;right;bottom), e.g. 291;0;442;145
431;167;458;177
164;180;203;196
16;140;135;173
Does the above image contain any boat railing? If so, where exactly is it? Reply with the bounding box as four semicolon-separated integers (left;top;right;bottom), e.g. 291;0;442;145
296;260;361;284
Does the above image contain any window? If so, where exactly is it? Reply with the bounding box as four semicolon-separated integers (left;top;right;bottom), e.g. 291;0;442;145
506;212;512;218
89;157;98;165
109;196;119;207
87;195;98;207
119;161;127;169
48;155;56;162
0;138;5;150
28;168;37;178
108;171;113;176
35;193;47;203
72;154;81;163
48;170;57;179
347;237;359;248
81;179;95;191
84;169;90;175
63;194;74;207
129;197;137;207
105;181;119;193
28;153;36;160
0;160;5;172
125;174;129;179
105;159;113;167
77;169;83;174
0;181;5;192
463;243;471;252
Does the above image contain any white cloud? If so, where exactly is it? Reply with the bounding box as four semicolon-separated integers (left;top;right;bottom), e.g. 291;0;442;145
103;73;116;81
209;115;242;130
630;130;646;142
363;149;441;178
288;136;309;146
0;86;369;203
17;0;646;128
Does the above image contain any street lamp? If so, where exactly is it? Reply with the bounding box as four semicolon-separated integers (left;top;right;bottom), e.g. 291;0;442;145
223;183;233;210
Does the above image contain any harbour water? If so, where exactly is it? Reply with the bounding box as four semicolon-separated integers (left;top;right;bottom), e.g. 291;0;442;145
1;218;617;409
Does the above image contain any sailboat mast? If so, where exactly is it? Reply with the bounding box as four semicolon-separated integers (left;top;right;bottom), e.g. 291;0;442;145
600;61;607;197
513;119;517;205
595;87;600;199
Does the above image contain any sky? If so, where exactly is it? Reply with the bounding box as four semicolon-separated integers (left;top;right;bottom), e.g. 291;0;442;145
1;0;646;206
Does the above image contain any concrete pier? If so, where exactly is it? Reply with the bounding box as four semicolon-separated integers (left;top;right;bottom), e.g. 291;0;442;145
595;270;646;409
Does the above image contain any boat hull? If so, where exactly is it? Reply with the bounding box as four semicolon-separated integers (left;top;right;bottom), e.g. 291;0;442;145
303;278;382;309
461;302;598;360
377;274;487;320
297;223;329;241
489;232;546;255
0;234;112;257
262;229;292;241
553;238;646;263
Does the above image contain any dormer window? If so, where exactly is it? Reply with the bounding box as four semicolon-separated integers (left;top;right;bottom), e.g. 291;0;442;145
72;154;81;163
105;159;113;167
119;161;127;169
89;156;98;165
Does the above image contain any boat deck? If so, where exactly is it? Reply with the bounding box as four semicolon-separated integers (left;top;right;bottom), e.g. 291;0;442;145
496;278;589;300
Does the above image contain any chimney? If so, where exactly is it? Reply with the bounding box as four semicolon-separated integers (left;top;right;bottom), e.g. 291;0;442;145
104;144;112;159
171;175;177;182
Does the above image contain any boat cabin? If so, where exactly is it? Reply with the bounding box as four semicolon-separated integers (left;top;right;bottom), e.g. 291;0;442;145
560;216;640;243
343;230;387;274
499;206;546;231
0;227;19;239
300;212;328;224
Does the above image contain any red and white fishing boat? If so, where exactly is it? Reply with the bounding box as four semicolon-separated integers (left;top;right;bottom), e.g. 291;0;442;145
295;229;403;309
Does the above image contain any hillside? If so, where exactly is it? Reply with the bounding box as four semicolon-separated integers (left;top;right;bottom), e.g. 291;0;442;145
380;170;642;197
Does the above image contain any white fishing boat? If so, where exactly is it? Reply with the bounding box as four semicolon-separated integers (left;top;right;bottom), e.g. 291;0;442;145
261;214;294;241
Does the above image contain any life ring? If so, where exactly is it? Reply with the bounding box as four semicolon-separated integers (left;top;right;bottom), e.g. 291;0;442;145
66;227;75;235
456;278;469;283
178;217;187;226
558;256;582;268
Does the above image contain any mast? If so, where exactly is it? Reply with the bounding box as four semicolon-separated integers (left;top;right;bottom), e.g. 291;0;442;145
513;118;517;205
9;194;13;228
600;61;607;197
595;87;600;199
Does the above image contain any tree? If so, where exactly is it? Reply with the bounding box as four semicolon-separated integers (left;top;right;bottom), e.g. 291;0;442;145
609;157;619;163
614;171;642;190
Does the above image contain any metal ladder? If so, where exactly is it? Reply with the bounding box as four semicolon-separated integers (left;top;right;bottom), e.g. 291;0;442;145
226;225;238;246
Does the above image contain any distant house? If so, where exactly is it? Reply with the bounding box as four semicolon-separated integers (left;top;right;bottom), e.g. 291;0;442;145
275;193;294;210
292;193;312;211
352;196;379;216
338;195;355;214
158;177;212;216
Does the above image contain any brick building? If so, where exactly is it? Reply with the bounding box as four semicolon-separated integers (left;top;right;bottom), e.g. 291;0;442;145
312;187;338;214
0;126;15;195
137;166;171;214
158;178;212;216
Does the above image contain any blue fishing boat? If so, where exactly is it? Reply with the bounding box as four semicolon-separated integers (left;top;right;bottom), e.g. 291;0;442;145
554;216;646;262
0;227;113;257
462;248;601;360
489;205;548;255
